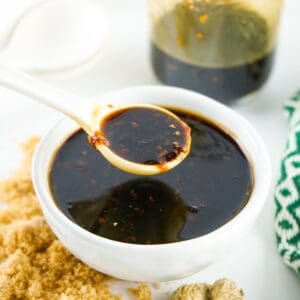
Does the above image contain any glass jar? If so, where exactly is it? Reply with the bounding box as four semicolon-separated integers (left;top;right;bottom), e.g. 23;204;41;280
149;0;283;104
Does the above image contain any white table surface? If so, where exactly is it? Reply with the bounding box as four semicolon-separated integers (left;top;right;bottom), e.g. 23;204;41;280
0;0;299;299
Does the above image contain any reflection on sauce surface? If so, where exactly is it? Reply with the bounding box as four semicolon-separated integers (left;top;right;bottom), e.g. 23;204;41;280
50;110;253;244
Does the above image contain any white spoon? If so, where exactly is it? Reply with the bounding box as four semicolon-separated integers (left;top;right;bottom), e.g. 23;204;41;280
0;65;191;175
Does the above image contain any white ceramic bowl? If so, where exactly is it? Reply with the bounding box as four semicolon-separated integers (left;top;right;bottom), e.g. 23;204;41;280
32;86;271;282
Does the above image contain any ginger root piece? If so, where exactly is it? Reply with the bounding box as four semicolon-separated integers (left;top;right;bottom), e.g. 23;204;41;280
172;283;210;300
172;279;244;300
210;279;244;300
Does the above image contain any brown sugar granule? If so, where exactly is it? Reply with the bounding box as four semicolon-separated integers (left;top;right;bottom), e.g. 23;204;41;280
152;282;161;289
129;284;152;300
0;137;120;300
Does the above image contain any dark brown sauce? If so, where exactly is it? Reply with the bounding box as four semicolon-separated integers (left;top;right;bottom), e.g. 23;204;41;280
151;44;274;104
50;109;253;244
93;107;190;166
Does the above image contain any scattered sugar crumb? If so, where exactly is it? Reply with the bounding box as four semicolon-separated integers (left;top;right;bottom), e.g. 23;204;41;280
152;282;161;289
129;284;152;300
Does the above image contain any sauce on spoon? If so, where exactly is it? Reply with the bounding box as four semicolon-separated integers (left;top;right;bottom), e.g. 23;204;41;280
89;104;191;175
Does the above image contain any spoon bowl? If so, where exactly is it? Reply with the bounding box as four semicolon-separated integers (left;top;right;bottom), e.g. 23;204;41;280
91;103;191;175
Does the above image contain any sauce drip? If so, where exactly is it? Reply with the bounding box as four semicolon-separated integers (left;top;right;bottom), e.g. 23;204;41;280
50;109;253;244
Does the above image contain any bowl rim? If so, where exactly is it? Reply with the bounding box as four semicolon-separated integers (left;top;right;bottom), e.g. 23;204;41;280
32;85;272;251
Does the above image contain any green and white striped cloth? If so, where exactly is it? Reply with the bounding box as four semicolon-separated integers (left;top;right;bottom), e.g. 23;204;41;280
275;90;300;276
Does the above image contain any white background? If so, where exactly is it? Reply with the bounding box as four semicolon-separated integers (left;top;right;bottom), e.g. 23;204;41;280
0;0;299;299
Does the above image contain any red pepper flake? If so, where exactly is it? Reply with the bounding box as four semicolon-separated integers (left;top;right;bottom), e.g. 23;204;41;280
149;195;155;203
127;235;136;243
88;131;109;149
75;160;86;169
98;217;106;225
130;189;138;199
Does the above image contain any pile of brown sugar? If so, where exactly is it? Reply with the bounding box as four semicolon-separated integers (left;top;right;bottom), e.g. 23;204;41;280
0;137;152;300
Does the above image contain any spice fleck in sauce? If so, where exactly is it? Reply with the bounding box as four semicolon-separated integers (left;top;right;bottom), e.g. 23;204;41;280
50;109;253;244
90;107;190;167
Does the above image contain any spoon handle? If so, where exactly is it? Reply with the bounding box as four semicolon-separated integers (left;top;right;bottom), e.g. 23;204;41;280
0;64;92;133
